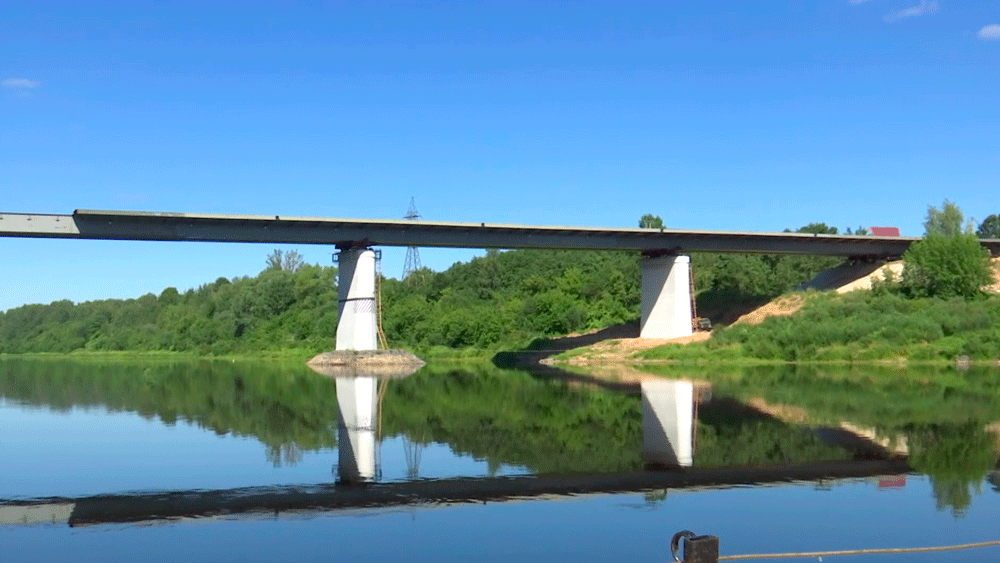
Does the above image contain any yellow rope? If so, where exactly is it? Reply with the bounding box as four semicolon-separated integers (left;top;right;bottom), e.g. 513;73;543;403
717;539;1000;560
374;254;389;349
376;378;388;442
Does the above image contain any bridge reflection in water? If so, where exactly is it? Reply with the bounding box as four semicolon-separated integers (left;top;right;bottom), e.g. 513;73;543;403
0;377;914;528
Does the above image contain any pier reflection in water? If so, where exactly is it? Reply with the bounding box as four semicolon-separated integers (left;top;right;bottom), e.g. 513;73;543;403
335;376;378;483
641;379;697;468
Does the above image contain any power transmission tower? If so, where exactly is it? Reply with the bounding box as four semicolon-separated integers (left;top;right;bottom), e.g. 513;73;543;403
402;436;424;479
402;197;422;279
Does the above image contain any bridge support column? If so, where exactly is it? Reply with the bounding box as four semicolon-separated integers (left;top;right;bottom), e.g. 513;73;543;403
641;379;695;467
335;377;378;483
640;254;693;339
336;247;378;351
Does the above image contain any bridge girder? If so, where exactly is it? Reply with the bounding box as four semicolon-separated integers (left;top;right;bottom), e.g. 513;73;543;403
5;209;996;258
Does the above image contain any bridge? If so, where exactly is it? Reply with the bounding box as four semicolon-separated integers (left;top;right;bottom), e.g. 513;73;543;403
4;209;999;345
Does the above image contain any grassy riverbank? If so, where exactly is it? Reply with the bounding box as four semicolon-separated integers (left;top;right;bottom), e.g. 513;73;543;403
552;290;1000;365
1;348;321;363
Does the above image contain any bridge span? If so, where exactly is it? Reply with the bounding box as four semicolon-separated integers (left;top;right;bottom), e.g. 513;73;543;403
4;209;999;346
0;208;949;256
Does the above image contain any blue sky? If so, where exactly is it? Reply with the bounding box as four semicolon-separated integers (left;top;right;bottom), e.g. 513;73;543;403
2;1;998;312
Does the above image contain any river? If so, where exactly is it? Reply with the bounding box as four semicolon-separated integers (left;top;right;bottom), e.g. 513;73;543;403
2;357;1000;562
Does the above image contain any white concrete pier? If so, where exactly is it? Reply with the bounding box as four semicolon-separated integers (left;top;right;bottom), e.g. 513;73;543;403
641;379;695;467
336;247;378;351
640;254;693;339
335;376;378;483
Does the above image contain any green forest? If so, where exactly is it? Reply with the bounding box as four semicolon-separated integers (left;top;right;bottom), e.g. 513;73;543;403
0;222;844;355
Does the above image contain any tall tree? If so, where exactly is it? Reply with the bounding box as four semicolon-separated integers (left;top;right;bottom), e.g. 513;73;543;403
266;250;284;271
976;214;1000;239
265;249;305;272
282;250;305;272
638;214;663;229
924;200;971;237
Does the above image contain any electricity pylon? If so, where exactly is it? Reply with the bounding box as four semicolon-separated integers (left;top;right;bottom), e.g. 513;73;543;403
402;198;422;279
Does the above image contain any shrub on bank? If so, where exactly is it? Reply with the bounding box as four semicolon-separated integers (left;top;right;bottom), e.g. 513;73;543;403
901;232;992;299
708;291;1000;362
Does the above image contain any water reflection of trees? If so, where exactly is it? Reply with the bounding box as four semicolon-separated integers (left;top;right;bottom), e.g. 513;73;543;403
0;358;341;465
689;364;1000;429
694;398;845;467
6;357;994;498
382;365;852;473
381;365;644;473
640;364;1000;518
906;422;995;518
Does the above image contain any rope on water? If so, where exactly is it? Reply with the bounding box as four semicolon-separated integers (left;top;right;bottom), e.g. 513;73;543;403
717;539;1000;560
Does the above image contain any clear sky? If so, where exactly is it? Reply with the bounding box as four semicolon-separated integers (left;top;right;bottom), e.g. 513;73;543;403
2;1;998;312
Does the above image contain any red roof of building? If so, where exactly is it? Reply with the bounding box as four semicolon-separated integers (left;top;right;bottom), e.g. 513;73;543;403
870;227;901;237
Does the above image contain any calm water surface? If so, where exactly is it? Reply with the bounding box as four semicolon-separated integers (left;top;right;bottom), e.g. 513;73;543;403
3;358;1000;562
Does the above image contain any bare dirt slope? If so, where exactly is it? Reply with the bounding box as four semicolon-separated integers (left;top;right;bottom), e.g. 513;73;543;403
548;330;711;365
734;257;1000;325
989;257;1000;293
732;260;905;326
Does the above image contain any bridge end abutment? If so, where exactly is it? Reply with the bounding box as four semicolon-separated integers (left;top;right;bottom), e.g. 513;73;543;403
640;254;693;340
336;246;378;351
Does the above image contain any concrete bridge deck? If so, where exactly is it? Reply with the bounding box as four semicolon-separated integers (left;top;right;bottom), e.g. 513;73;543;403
6;208;996;257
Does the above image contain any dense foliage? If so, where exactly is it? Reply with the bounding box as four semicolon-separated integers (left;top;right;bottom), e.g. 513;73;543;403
900;233;993;299
0;265;341;355
978;214;1000;239
380;249;643;349
923;199;971;237
702;291;1000;362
